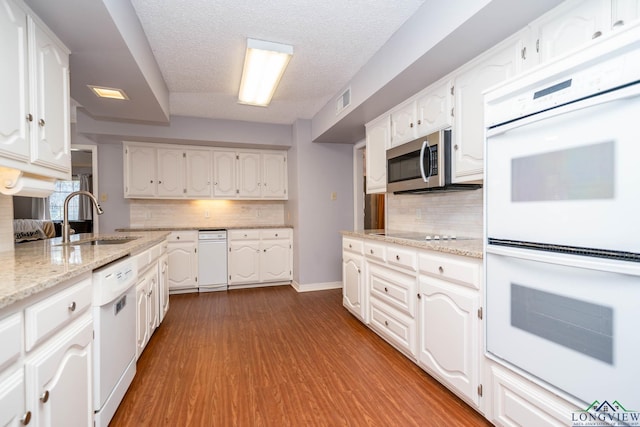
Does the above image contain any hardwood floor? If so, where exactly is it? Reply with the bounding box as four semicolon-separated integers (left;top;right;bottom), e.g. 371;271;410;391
111;286;492;426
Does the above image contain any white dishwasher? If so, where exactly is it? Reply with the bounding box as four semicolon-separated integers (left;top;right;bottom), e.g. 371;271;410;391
198;230;228;292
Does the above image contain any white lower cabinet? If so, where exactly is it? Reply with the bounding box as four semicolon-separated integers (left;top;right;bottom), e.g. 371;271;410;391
167;231;198;293
134;241;165;359
0;273;93;427
486;361;577;427
228;228;293;288
158;252;169;323
342;237;365;321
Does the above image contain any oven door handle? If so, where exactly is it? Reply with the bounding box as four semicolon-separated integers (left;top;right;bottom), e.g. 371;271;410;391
420;139;431;182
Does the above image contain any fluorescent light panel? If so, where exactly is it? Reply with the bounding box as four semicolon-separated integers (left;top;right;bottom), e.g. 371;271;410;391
88;85;129;100
238;38;293;107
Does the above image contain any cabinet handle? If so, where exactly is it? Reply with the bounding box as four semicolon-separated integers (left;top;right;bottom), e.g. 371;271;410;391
263;249;267;252
20;411;32;425
370;249;374;254
417;119;421;125
438;266;444;273
275;233;278;237
348;244;352;249
454;144;459;150
384;287;388;292
409;122;414;128
68;301;76;312
150;180;154;183
40;390;50;403
417;293;422;299
38;118;45;127
384;320;389;326
521;46;526;60
613;20;625;28
592;30;602;39
158;180;162;184
26;114;33;122
148;290;153;297
536;39;540;53
357;268;360;273
395;255;400;261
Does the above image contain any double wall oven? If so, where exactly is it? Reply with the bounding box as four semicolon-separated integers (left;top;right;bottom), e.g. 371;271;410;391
484;24;640;410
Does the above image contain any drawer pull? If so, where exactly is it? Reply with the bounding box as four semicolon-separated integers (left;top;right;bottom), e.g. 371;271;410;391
384;320;389;326
384;287;388;293
592;30;602;39
68;301;76;312
395;255;400;261
349;244;352;248
357;268;361;273
370;249;374;254
275;233;278;237
20;411;31;425
438;266;444;273
40;390;50;403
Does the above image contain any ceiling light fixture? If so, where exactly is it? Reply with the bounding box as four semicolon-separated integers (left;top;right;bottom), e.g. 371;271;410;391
238;38;293;107
88;85;129;100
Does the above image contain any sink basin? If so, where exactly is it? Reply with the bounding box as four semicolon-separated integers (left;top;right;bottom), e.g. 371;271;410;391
56;237;139;246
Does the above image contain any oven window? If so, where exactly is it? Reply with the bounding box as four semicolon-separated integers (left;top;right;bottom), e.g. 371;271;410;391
511;141;614;202
511;283;613;364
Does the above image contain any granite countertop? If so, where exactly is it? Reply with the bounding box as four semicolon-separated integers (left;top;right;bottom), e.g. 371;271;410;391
342;230;483;259
0;231;170;310
117;225;294;232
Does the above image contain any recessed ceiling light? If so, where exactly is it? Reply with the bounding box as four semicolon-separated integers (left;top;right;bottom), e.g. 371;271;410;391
88;85;129;100
238;38;293;107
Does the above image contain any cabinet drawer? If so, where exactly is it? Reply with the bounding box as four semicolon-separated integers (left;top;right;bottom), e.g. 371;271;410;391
24;275;92;352
0;313;22;371
369;264;416;317
364;241;386;262
343;237;363;254
387;245;417;271
418;251;481;289
370;299;417;358
167;230;198;243
259;228;291;239
228;229;260;240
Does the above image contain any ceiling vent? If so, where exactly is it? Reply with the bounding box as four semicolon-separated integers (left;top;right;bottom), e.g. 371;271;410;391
336;87;351;115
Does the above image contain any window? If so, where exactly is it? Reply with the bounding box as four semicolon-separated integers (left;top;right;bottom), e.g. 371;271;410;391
49;179;80;221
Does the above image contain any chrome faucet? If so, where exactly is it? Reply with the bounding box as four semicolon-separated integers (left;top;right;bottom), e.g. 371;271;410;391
62;191;104;243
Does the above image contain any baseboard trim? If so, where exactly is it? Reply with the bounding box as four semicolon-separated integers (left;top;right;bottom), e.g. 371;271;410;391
291;280;343;293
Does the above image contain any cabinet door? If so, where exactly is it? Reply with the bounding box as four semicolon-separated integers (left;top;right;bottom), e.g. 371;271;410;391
0;0;30;163
167;242;197;290
453;38;519;183
261;152;287;199
157;148;184;197
237;152;261;198
418;277;480;407
159;253;169;323
390;100;417;147
612;0;640;27
260;239;291;282
30;19;70;174
124;145;156;197
146;266;159;334
136;277;149;358
342;252;364;320
228;241;260;285
212;151;237;197
365;116;390;194
415;80;453;136
25;315;93;427
535;0;610;63
185;149;211;197
0;369;26;427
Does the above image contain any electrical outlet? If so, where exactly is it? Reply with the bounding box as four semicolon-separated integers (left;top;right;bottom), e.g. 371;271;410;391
330;192;337;200
100;193;108;202
145;211;152;220
204;210;210;218
415;208;422;219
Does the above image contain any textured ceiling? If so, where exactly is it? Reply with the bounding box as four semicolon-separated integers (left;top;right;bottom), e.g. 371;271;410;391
130;0;426;124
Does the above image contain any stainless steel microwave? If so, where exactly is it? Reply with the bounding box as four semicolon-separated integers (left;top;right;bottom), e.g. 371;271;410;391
386;130;481;193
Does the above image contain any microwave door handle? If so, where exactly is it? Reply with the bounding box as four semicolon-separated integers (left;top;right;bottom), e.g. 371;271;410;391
420;140;431;182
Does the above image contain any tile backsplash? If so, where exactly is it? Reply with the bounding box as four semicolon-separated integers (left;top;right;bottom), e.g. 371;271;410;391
386;189;483;238
0;195;14;252
129;199;286;228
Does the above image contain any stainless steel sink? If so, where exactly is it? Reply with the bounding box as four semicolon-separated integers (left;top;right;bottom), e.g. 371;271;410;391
56;237;139;246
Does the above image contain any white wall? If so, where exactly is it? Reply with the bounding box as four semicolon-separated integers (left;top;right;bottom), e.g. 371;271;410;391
288;120;354;288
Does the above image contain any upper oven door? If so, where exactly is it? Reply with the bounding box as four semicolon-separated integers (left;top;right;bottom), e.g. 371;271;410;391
486;83;640;254
386;131;443;193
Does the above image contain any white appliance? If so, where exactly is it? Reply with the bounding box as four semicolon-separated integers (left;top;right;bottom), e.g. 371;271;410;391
198;230;228;292
92;257;138;427
484;24;640;411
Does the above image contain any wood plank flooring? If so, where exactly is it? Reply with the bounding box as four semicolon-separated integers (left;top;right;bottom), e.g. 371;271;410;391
110;286;492;426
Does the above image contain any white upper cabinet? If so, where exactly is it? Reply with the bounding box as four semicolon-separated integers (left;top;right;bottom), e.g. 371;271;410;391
452;34;521;183
0;0;70;180
390;100;417;147
261;152;288;199
237;152;261;198
533;0;611;64
157;148;211;197
157;148;184;197
365;115;390;194
612;0;640;27
212;150;237;198
185;149;211;197
415;79;453;136
124;144;157;197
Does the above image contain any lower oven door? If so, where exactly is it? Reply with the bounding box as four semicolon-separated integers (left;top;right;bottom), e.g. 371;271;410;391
486;245;640;410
